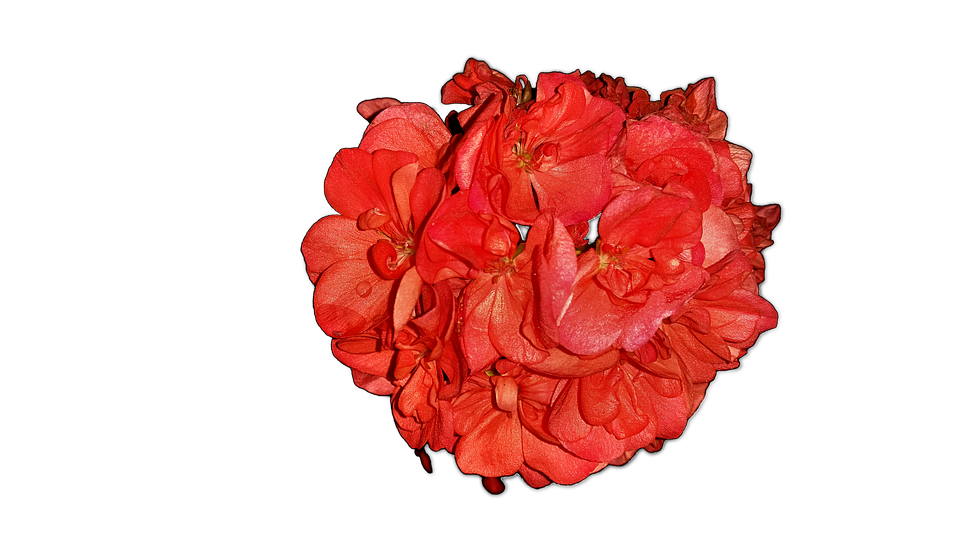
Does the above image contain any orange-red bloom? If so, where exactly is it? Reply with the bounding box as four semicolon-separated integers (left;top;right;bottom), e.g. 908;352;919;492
452;360;604;485
455;72;625;226
303;60;779;493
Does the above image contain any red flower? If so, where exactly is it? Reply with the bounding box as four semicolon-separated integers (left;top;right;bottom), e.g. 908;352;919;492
420;193;541;374
303;61;779;492
653;77;728;140
661;251;778;384
358;102;452;170
455;72;626;226
614;115;741;208
452;360;604;485
558;186;708;356
302;99;450;337
302;148;444;337
441;58;517;105
546;352;698;463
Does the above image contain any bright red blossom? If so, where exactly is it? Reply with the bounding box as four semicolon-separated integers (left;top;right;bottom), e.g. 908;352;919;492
455;72;625;226
302;60;779;493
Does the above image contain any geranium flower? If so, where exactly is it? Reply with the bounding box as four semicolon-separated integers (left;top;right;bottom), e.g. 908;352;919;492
558;186;708;356
302;148;444;337
389;280;464;452
419;190;536;373
546;351;698;463
614;114;741;208
452;360;604;485
454;72;626;226
653;77;728;140
302;61;779;492
441;58;517;105
661;251;778;384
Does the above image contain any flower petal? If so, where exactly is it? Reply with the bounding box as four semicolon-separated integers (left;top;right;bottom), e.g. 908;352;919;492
313;259;392;338
454;409;523;478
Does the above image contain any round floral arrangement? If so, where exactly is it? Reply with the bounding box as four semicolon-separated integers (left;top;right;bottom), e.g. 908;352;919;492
302;59;779;493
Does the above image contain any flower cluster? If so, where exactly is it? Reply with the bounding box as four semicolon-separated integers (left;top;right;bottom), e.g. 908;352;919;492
302;60;779;492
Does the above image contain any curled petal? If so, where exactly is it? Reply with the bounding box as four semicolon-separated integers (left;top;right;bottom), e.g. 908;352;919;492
525;347;619;379
492;375;519;413
357;97;402;121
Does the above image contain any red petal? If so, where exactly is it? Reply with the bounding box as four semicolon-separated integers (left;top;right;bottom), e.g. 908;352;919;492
454;410;523;478
700;205;739;268
370;149;418;226
313;259;392;338
492;375;519;413
410;168;444;232
546;379;590;443
392;268;423;335
332;334;393;379
557;277;622;356
516;212;577;347
301;215;379;284
530;154;612;226
351;369;393;396
599;187;692;248
525;347;619;378
360;117;443;170
356;97;401;121
323;148;388;220
578;368;621;426
521;428;601;485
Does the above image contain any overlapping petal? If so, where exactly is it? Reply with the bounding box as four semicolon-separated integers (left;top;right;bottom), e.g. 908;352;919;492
303;60;779;492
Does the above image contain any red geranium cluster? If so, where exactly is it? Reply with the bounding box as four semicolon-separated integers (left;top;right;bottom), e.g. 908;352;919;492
302;59;779;492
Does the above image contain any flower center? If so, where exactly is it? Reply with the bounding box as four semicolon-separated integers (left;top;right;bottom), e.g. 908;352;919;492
388;237;415;270
370;232;416;280
513;140;534;170
483;257;517;284
597;244;627;270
